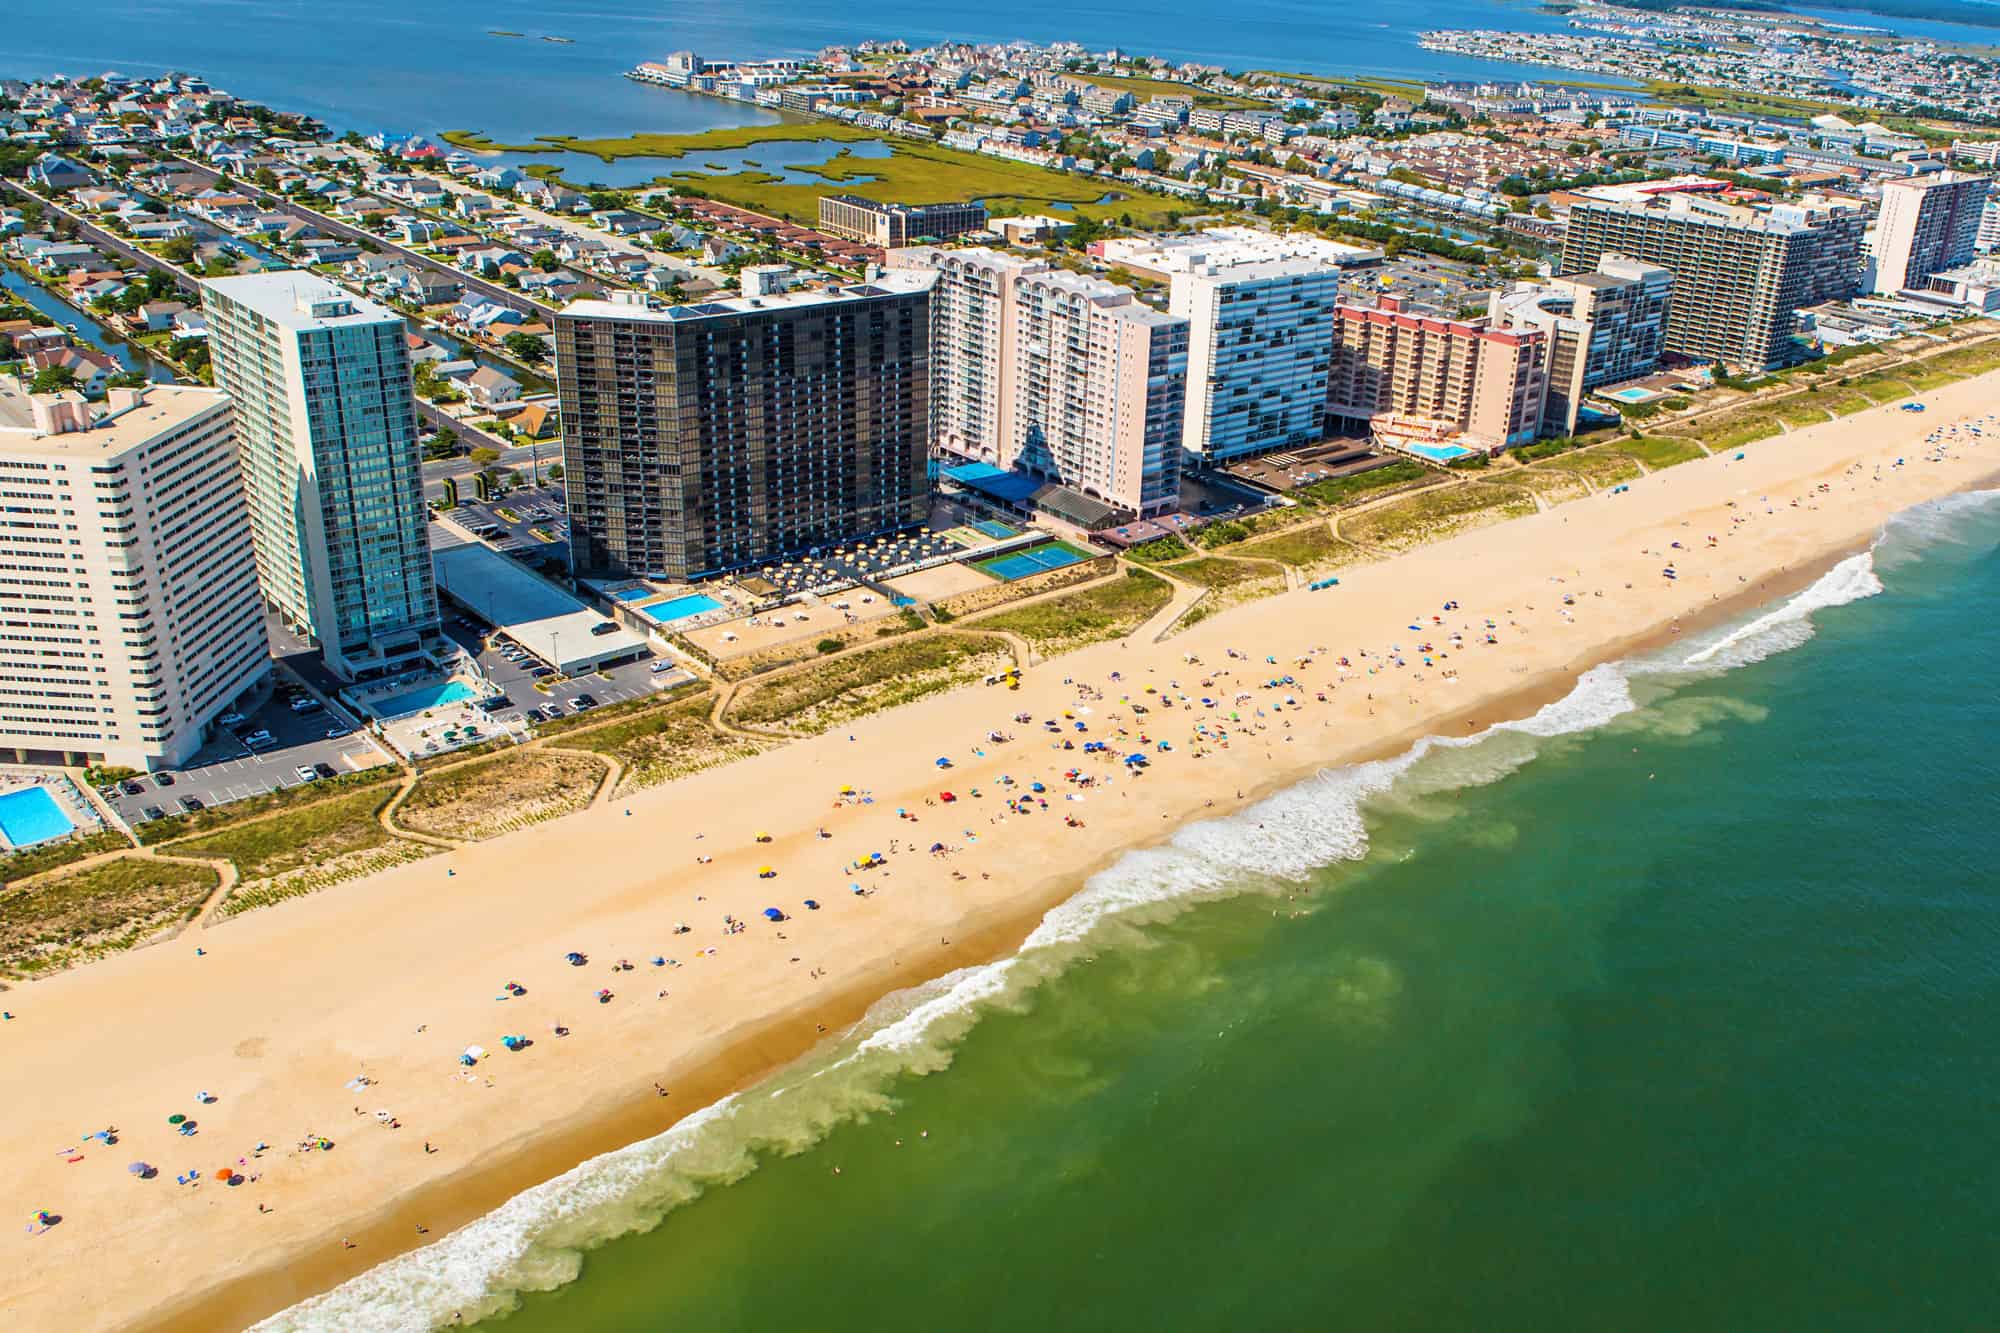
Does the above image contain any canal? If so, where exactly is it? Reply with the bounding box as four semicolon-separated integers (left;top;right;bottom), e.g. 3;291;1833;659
1;267;176;382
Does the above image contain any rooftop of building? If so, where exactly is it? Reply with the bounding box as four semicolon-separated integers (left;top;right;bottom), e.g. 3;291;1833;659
0;378;228;457
201;269;401;330
559;270;935;324
824;194;985;215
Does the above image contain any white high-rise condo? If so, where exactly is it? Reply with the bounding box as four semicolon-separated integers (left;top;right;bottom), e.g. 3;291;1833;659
0;380;269;770
203;272;439;680
1871;172;1990;295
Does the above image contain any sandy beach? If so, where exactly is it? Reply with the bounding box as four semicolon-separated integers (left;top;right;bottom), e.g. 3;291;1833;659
6;372;1999;1333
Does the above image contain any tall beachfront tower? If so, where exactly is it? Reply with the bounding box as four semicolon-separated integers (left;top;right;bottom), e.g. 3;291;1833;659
556;278;935;582
202;271;438;681
1871;171;1989;295
0;380;269;770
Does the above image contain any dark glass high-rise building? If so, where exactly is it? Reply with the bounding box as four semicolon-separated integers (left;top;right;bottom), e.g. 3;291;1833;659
556;277;935;581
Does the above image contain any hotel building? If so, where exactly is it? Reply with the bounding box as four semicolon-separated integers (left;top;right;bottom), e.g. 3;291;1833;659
1325;296;1549;451
1871;171;1990;294
0;380;268;770
892;248;1188;517
1560;192;1864;370
818;196;989;247
203;272;438;681
556;277;935;581
1491;254;1673;435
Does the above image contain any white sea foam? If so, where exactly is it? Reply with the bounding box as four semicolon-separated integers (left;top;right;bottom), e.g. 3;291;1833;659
257;507;1943;1332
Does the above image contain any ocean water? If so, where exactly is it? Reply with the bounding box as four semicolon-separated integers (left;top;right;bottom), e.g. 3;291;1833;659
262;494;2000;1332
9;0;1612;142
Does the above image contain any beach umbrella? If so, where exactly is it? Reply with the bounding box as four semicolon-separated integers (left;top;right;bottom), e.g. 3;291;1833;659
754;832;772;843
127;1162;152;1177
758;865;776;878
1030;782;1046;793
167;1114;185;1125
763;907;784;921
804;900;820;910
935;756;952;768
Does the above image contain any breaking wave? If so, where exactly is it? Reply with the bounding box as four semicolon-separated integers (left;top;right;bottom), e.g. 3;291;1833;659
258;500;1975;1332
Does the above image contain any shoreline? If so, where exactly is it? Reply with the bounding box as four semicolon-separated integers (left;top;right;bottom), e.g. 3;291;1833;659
7;374;1999;1333
136;528;1898;1333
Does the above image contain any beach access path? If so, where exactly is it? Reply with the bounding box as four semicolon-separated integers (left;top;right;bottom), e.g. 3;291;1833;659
6;370;2000;1333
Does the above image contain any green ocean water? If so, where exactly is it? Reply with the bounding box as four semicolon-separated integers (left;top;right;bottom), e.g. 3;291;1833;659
268;494;2000;1332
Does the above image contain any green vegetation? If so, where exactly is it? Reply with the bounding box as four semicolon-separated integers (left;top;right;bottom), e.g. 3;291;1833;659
729;633;1010;735
1605;434;1707;470
1343;483;1537;552
1490;466;1591;506
399;749;607;840
0;829;133;887
1;855;218;975
1126;535;1195;564
1539;450;1644;487
1075;72;1265;110
1237;524;1359;570
1161;556;1284;591
458;126;1183;224
177;785;405;886
978;568;1174;655
138;769;395;845
565;692;768;790
1295;459;1435;509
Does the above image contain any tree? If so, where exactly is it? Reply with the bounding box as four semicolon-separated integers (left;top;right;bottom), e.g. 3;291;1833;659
160;235;196;264
531;249;559;272
470;446;500;465
28;366;77;394
502;331;546;362
254;166;279;189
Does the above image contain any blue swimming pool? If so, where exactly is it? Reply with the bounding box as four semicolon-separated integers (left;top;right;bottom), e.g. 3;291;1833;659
0;786;77;847
376;680;478;717
610;586;652;602
1603;386;1659;404
642;593;723;623
980;543;1092;581
1403;442;1475;463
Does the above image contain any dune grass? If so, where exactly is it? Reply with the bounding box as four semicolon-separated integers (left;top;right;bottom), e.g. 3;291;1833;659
1;856;218;974
729;634;1010;735
977;568;1174;655
1341;483;1536;552
565;693;772;790
399;749;608;840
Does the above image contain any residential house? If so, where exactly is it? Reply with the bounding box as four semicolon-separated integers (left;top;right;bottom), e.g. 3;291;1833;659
591;209;655;235
137;300;190;332
27;153;92;190
26;344;119;394
458;245;529;277
464;365;522;408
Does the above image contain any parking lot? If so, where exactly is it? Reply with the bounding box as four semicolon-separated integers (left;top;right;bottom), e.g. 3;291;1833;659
440;613;693;726
451;485;568;560
101;672;393;827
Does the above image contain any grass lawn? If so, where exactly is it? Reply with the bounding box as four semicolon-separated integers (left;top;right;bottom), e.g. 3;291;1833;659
1076;72;1266;109
1606;434;1708;470
1342;483;1535;552
1902;368;1966;392
1295;459;1437;509
564;693;771;790
729;633;1010;735
399;749;607;840
1;855;218;975
978;568;1174;655
1125;535;1196;564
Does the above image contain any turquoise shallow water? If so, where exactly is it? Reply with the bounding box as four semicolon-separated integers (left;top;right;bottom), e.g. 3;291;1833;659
263;493;2000;1332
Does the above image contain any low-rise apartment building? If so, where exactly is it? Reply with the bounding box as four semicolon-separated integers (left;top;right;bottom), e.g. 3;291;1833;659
1325;296;1548;450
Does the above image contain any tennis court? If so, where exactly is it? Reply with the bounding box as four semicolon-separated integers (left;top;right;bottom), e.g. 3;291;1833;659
977;542;1094;581
973;519;1017;540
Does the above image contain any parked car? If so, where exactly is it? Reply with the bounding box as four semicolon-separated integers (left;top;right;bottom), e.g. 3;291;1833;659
218;711;246;727
178;795;205;813
649;660;677;674
290;696;321;713
244;730;275;749
314;762;338;779
155;772;175;787
142;805;166;821
120;779;144;796
294;765;319;782
324;726;346;739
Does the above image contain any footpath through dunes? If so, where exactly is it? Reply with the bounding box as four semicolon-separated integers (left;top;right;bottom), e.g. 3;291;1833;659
5;371;2000;1333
